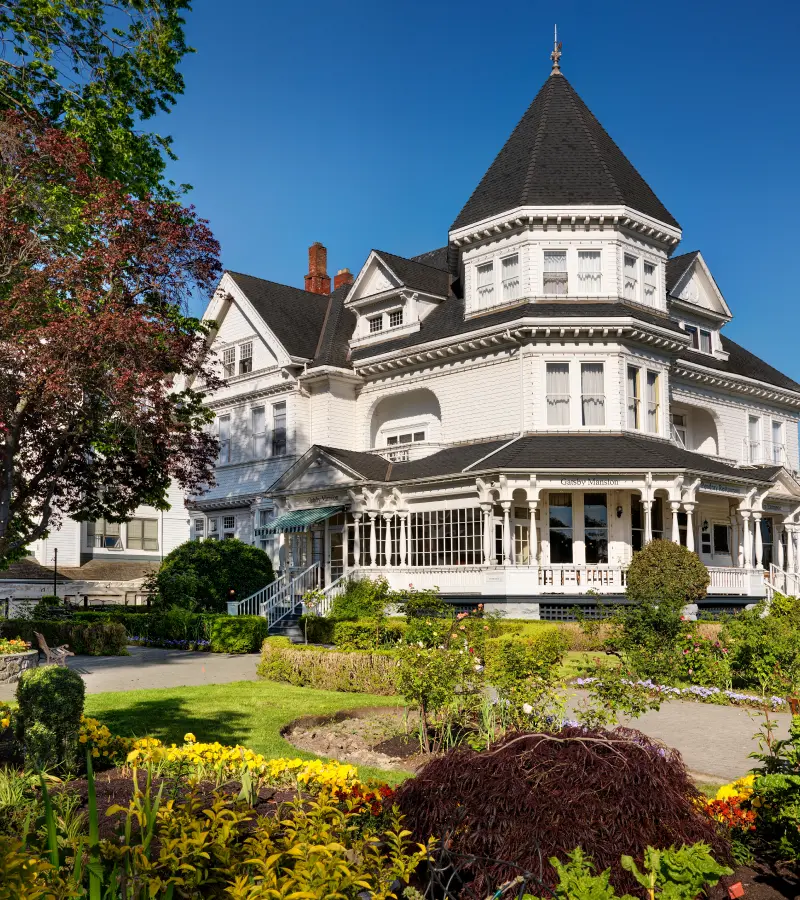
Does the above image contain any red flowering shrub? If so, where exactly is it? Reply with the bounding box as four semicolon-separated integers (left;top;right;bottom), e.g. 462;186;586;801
392;726;731;897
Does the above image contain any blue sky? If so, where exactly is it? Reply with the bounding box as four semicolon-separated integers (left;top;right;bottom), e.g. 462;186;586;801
159;0;800;381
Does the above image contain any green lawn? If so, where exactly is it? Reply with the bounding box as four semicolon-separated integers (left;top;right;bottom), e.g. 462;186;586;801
84;680;409;784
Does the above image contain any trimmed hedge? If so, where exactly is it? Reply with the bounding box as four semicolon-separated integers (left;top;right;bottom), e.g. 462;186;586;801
300;616;406;648
72;609;268;653
257;637;399;694
0;620;127;655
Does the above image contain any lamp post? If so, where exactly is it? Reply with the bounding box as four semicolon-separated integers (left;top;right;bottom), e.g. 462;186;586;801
52;548;58;598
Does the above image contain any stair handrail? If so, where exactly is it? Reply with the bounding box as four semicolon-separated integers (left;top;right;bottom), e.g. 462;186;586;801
259;562;321;628
232;570;290;617
309;574;348;618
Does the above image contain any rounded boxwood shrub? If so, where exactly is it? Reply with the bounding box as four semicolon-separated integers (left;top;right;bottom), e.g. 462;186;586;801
626;539;709;606
153;538;274;612
16;665;85;771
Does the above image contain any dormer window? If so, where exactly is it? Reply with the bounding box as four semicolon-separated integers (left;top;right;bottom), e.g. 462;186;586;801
477;262;494;303
386;430;426;446
623;254;638;301
389;309;403;328
684;325;712;354
543;251;568;295
501;254;520;301
577;251;601;293
369;315;383;334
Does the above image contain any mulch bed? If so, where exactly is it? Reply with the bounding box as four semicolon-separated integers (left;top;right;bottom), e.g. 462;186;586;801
709;861;798;900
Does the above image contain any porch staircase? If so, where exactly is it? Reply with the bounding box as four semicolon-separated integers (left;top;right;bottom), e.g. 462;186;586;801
765;563;800;605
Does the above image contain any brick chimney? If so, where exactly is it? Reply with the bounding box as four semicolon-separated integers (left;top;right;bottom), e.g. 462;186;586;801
305;242;331;295
334;268;354;290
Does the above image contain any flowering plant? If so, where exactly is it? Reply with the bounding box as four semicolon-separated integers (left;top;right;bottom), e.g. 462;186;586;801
703;775;757;834
0;637;30;655
672;632;731;687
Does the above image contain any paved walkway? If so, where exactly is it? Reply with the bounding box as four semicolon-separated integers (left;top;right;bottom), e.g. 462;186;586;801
0;646;260;701
0;648;791;782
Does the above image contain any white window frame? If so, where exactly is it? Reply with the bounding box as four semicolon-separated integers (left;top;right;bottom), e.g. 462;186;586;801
623;253;639;302
272;401;287;457
543;250;568;296
672;411;688;448
368;315;383;334
222;347;235;379
646;370;660;434
126;518;159;551
748;414;762;464
627;365;641;430
699;329;712;354
577;249;602;295
643;260;658;306
545;361;571;427
222;515;236;539
252;406;266;458
771;420;785;464
218;414;231;465
580;361;606;426
194;518;204;539
476;261;495;306
684;324;699;349
501;253;521;302
388;307;404;329
384;427;427;447
87;519;122;550
239;341;253;375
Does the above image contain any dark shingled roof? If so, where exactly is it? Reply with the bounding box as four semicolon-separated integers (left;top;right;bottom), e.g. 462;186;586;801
373;250;451;298
312;282;356;368
452;73;680;231
678;336;800;394
411;247;450;270
665;251;700;294
352;296;683;361
316;434;779;485
0;559;158;583
228;271;330;360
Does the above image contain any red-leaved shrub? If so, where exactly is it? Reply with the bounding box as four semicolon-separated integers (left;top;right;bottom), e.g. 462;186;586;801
393;726;730;897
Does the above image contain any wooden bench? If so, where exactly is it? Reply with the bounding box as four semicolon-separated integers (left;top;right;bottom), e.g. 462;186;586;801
34;631;74;666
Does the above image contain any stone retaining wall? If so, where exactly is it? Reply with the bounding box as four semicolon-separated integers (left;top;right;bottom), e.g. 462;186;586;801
0;649;38;683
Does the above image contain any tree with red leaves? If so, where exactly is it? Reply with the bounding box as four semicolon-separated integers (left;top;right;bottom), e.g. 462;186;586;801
0;112;221;565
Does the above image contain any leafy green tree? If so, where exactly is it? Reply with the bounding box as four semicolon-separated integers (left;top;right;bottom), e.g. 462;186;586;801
626;539;710;608
0;0;194;196
153;539;274;612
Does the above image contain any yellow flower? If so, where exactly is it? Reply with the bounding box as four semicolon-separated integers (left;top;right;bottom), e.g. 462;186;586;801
183;732;197;744
0;718;9;729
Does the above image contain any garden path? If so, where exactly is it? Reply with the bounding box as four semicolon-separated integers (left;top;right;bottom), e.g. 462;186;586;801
0;646;260;701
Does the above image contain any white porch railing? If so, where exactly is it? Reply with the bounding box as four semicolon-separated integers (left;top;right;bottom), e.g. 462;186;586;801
742;438;786;466
706;567;749;594
258;562;321;628
231;571;290;617
537;565;627;591
308;574;348;617
767;563;800;599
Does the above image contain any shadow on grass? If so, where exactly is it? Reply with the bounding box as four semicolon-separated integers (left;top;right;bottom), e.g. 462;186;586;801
92;696;251;748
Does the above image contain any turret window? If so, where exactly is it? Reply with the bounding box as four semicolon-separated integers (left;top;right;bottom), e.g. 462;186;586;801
546;363;570;425
543;251;568;295
501;254;520;301
643;262;657;305
577;251;601;293
623;254;639;301
477;262;495;304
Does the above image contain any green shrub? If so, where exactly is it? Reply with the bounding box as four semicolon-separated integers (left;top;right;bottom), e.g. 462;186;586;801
257;638;399;694
208;616;269;653
0;620;127;655
329;577;390;620
626;539;710;607
15;665;85;771
333;619;406;650
152;538;274;612
31;595;70;620
391;585;449;618
299;615;336;644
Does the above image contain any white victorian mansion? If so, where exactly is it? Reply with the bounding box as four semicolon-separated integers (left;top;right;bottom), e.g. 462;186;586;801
18;44;799;616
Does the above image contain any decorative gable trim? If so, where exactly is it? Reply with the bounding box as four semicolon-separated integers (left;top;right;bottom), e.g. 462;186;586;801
668;252;732;320
268;446;371;495
673;360;800;409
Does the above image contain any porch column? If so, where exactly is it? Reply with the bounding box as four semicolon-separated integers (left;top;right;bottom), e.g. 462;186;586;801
368;513;378;568
730;513;739;566
741;511;752;568
643;500;653;545
352;513;362;567
753;512;764;570
528;501;538;565
398;513;408;566
481;502;493;564
382;514;393;567
501;500;512;566
788;524;796;574
670;501;681;544
776;524;785;571
684;503;695;552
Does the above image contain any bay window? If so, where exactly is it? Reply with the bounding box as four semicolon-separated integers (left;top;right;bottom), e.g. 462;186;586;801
577;250;601;293
627;366;641;429
546;363;570;426
580;363;605;426
543;251;568;295
646;371;660;433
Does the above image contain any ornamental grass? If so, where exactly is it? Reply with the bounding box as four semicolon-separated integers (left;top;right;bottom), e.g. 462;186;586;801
393;725;732;898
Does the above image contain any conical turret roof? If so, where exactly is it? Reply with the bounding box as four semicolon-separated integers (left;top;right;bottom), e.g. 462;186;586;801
451;72;679;231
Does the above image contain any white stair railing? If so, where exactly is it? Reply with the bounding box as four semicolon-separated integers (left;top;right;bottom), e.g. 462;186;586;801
310;574;348;618
767;563;800;600
232;572;290;617
259;562;321;628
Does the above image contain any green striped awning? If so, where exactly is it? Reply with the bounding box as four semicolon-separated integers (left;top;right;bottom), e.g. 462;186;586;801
255;506;344;536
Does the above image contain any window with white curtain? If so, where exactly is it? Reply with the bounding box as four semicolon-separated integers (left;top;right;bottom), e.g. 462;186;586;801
252;407;266;457
643;262;657;305
699;329;712;353
623;254;638;301
476;262;494;304
577;251;601;293
772;420;784;463
684;324;699;349
748;415;761;462
501;254;520;302
580;363;605;426
543;251;568;295
218;414;231;464
646;371;660;433
627;366;641;429
546;362;570;426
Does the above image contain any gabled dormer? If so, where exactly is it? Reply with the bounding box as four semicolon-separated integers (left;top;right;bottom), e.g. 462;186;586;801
666;251;732;360
346;250;450;349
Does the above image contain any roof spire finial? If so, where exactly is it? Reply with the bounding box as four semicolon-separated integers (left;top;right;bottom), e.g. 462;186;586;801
550;25;563;74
